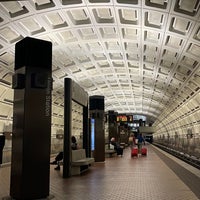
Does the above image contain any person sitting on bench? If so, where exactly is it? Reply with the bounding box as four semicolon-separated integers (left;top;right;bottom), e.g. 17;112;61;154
110;137;123;156
50;136;78;170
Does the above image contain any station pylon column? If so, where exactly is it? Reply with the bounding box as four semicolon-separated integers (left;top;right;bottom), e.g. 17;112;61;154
89;95;105;162
10;37;52;199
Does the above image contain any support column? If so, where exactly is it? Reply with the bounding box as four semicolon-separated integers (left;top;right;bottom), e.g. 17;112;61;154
83;105;90;157
10;37;52;199
89;96;105;162
108;110;118;142
63;78;72;178
63;78;89;178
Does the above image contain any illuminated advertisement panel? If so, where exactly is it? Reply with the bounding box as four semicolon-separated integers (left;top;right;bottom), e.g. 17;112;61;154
91;118;95;151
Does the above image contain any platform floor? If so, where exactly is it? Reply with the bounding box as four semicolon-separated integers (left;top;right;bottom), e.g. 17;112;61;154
0;144;200;200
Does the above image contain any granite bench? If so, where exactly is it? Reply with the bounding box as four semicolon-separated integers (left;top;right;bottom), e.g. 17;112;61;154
71;149;94;175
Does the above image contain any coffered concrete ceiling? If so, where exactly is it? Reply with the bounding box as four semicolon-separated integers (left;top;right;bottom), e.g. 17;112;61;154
0;0;200;124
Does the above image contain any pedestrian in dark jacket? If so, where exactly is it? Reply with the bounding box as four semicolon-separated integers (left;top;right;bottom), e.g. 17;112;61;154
137;133;145;154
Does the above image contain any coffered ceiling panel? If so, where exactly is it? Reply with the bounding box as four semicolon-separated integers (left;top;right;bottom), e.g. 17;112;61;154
0;0;200;124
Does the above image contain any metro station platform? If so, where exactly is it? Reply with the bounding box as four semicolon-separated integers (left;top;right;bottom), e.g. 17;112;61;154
1;144;200;200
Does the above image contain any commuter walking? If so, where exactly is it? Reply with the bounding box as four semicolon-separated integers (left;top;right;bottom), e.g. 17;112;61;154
137;133;145;154
128;133;136;148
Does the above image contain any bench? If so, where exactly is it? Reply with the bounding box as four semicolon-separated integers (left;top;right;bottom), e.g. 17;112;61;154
71;149;94;175
105;144;116;157
105;149;116;157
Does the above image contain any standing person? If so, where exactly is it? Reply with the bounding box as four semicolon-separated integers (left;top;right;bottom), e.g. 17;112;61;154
137;133;145;154
51;136;78;170
128;133;136;148
110;137;123;156
0;133;5;166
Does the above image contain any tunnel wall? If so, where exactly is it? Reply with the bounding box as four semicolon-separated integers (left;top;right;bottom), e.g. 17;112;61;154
153;93;200;159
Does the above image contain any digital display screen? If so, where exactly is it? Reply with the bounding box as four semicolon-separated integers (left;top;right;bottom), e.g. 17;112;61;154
116;115;133;122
